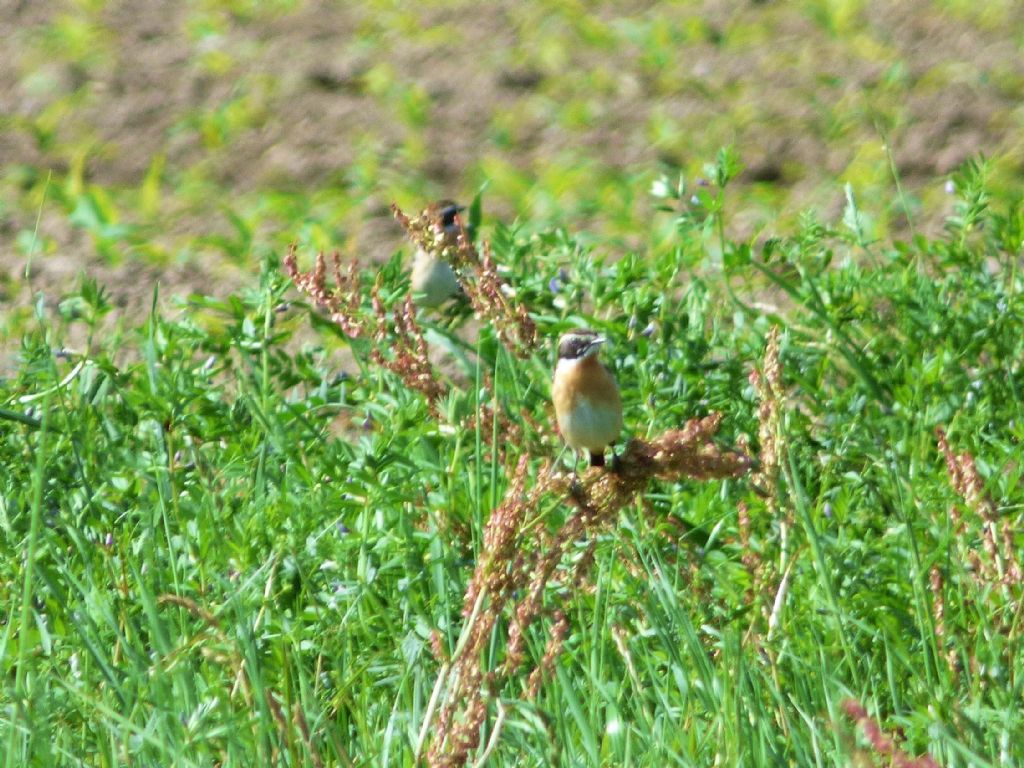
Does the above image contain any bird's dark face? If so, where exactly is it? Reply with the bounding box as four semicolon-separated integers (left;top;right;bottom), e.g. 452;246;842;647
435;200;464;230
557;329;606;361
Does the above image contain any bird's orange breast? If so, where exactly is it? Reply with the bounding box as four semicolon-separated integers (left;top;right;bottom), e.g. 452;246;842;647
552;355;622;450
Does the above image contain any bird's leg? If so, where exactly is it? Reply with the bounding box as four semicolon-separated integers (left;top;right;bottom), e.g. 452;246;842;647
608;442;621;472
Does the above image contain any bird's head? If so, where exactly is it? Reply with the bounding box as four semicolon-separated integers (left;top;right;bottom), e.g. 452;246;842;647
430;199;465;233
557;329;608;362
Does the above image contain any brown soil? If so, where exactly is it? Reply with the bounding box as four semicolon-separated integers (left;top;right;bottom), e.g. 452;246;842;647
1;0;1022;317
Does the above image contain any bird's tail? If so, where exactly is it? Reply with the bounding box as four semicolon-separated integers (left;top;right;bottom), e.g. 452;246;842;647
589;451;605;468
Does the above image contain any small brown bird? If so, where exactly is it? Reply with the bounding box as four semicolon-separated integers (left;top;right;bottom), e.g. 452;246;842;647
552;329;623;470
410;200;463;307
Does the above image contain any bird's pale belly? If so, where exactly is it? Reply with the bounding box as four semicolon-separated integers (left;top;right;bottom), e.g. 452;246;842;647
557;395;621;451
411;251;459;306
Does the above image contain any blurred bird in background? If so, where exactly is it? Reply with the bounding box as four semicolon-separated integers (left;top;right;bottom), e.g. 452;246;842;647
410;200;463;307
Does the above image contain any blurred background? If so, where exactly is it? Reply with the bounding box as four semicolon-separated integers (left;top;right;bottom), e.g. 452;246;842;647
2;0;1023;323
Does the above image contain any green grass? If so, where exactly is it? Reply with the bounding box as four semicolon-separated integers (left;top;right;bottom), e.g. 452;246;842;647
2;4;1023;764
2;150;1023;765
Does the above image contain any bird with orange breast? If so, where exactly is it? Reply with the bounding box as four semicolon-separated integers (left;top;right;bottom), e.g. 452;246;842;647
552;328;623;472
410;200;463;307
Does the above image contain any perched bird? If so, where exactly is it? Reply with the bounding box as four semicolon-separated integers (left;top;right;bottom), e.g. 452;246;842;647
410;200;463;307
552;328;623;470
